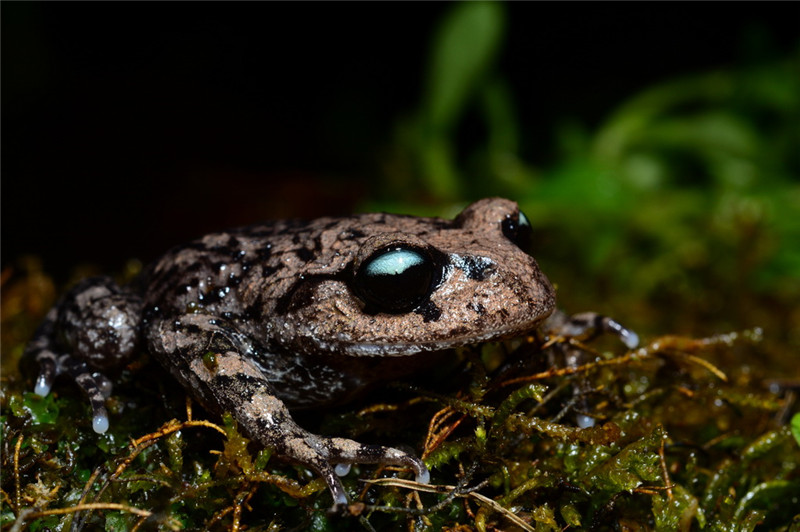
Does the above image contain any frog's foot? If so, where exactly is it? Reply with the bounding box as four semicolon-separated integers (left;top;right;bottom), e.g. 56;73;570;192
31;349;114;433
328;440;430;485
27;344;113;433
24;277;142;434
282;433;430;507
214;365;429;507
26;310;112;433
544;310;639;349
149;313;429;507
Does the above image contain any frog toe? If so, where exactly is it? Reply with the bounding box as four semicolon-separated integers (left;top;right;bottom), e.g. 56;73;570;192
334;463;351;477
34;365;55;397
31;347;59;397
92;412;110;434
289;434;429;506
62;356;113;433
323;468;350;507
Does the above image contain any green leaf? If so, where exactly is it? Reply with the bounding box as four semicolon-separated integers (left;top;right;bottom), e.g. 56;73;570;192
1;511;18;527
424;2;505;132
105;511;136;532
418;2;506;198
652;484;705;530
560;503;582;527
18;391;60;425
587;427;665;494
733;480;800;523
791;413;800;447
28;515;62;532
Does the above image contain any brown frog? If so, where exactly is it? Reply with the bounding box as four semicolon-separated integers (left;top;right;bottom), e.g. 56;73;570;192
24;197;636;506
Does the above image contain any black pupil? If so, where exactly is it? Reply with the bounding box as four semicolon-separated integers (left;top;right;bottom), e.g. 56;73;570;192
501;211;533;254
355;246;434;313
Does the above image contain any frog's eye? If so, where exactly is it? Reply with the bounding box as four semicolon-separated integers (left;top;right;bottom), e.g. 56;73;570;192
354;246;436;314
501;210;533;254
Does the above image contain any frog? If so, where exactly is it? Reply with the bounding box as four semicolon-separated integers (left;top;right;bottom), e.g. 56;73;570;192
23;197;638;507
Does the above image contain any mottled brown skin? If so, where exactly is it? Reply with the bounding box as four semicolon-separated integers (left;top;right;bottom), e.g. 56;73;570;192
25;198;558;506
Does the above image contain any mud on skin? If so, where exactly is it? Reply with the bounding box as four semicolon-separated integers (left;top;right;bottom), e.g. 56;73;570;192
23;197;637;507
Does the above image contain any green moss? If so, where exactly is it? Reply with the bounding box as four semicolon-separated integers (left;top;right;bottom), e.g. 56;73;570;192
3;263;798;530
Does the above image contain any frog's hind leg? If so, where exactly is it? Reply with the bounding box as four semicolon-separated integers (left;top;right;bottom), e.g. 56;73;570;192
26;309;114;433
27;307;60;397
24;276;142;434
148;313;429;507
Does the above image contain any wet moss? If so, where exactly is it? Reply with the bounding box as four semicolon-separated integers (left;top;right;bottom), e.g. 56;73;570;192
2;265;798;531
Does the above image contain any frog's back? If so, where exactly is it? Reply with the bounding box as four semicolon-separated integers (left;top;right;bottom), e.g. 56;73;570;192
141;220;292;317
141;213;447;322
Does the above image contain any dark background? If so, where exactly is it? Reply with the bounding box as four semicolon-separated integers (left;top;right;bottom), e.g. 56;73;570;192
3;3;798;279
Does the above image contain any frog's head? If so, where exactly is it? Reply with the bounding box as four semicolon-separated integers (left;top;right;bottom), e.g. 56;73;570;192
271;198;556;357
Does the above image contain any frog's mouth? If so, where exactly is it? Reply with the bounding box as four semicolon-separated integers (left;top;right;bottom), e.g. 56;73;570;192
326;311;553;357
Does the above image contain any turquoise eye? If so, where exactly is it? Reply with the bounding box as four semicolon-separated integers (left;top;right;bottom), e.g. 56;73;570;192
355;246;436;313
364;249;425;276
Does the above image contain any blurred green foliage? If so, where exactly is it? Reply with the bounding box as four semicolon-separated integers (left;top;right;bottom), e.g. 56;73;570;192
378;3;799;366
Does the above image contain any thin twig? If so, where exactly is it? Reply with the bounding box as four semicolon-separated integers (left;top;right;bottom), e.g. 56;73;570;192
365;478;534;532
13;434;23;513
659;434;674;500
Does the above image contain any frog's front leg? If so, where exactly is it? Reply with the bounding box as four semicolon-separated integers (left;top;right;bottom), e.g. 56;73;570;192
24;277;142;433
147;313;429;506
543;309;639;350
539;309;639;428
